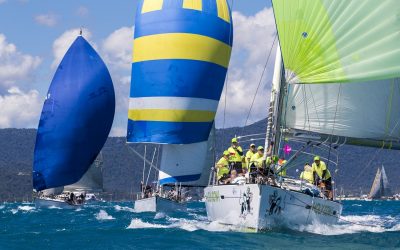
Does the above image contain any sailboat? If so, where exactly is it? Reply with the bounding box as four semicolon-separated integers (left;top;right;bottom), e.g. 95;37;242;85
205;0;400;231
33;34;115;208
368;166;392;200
129;0;233;213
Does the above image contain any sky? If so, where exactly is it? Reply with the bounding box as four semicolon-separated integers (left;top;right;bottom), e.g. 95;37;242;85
0;0;277;136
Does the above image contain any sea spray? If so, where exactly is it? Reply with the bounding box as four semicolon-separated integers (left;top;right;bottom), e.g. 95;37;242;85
95;210;115;220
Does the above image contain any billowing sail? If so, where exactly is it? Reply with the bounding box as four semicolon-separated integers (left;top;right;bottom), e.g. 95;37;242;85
158;126;215;186
33;36;115;191
272;0;400;84
127;0;233;144
284;78;400;148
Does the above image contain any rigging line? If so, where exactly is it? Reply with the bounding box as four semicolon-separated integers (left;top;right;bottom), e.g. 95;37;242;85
326;84;342;170
240;34;278;136
145;147;157;187
222;0;234;135
142;145;147;185
302;85;312;132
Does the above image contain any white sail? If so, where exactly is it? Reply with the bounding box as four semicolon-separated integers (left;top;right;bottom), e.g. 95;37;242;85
158;127;215;187
368;168;382;199
41;187;64;196
380;166;392;197
64;157;103;192
368;166;392;199
284;78;400;147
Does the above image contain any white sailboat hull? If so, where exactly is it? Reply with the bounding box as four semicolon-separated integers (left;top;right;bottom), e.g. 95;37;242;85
134;196;186;213
34;198;81;209
205;184;342;231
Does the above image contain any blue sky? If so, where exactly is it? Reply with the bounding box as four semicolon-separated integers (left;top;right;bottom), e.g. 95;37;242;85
0;0;276;135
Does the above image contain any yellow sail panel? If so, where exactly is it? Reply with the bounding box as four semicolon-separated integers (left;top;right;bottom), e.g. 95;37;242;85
183;0;202;11
133;33;232;68
142;0;164;13
128;109;216;123
272;0;400;84
216;0;231;23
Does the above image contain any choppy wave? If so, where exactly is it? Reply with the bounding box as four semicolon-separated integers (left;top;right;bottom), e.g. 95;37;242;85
114;205;135;213
299;214;400;235
127;217;238;232
95;210;115;220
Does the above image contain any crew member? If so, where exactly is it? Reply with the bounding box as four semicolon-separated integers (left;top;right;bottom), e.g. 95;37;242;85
227;138;244;173
216;150;230;183
245;144;256;170
312;156;333;199
300;163;314;184
250;146;265;170
276;159;287;177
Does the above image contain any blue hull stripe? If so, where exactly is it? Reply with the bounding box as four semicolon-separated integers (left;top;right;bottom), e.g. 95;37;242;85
127;119;213;144
130;59;227;100
159;174;201;185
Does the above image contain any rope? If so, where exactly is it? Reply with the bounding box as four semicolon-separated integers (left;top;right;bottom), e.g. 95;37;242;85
240;34;278;136
326;84;342;171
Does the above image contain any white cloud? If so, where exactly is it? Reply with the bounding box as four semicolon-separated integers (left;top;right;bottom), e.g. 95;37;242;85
102;26;133;70
51;28;93;68
215;7;277;128
0;87;42;128
76;6;89;17
34;13;57;27
0;34;41;91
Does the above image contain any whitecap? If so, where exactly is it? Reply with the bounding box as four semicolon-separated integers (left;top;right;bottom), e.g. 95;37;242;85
154;212;166;219
0;205;5;210
10;209;18;214
127;219;168;229
48;205;63;210
95;210;115;220
298;214;400;235
114;205;135;213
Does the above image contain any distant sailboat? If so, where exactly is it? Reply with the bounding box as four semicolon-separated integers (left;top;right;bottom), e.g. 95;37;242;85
128;0;232;212
33;34;115;208
368;166;392;200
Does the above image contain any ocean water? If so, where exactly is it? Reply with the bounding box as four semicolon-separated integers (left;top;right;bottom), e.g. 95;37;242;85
1;200;399;249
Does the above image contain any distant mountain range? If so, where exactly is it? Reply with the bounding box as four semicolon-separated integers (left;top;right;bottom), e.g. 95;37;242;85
1;119;399;201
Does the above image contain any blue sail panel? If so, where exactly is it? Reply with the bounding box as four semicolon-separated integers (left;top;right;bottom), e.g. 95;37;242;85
127;0;233;144
33;36;115;191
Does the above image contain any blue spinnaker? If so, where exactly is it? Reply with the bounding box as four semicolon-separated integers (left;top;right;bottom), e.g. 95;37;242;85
127;0;233;144
33;36;115;191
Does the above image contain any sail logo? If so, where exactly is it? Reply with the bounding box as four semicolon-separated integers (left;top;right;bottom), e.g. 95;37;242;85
205;191;220;202
268;191;282;215
239;187;253;218
311;203;335;216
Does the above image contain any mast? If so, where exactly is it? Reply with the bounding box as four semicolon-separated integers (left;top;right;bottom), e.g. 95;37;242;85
265;44;285;156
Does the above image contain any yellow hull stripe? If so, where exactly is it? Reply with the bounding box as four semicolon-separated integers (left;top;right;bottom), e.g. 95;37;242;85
133;33;231;68
216;0;231;23
183;0;202;11
141;0;164;13
128;109;216;122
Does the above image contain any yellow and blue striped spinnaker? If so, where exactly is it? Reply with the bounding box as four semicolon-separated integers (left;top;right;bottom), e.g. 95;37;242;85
128;0;233;144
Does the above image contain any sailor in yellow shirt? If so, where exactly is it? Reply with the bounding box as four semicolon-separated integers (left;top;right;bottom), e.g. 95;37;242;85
300;163;314;184
227;138;244;174
245;143;256;170
312;156;333;199
250;146;265;169
216;151;230;183
275;159;287;177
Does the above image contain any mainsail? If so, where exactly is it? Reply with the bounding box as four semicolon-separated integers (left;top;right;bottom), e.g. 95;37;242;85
368;166;392;199
33;36;115;191
271;0;400;149
64;153;104;193
128;0;233;186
